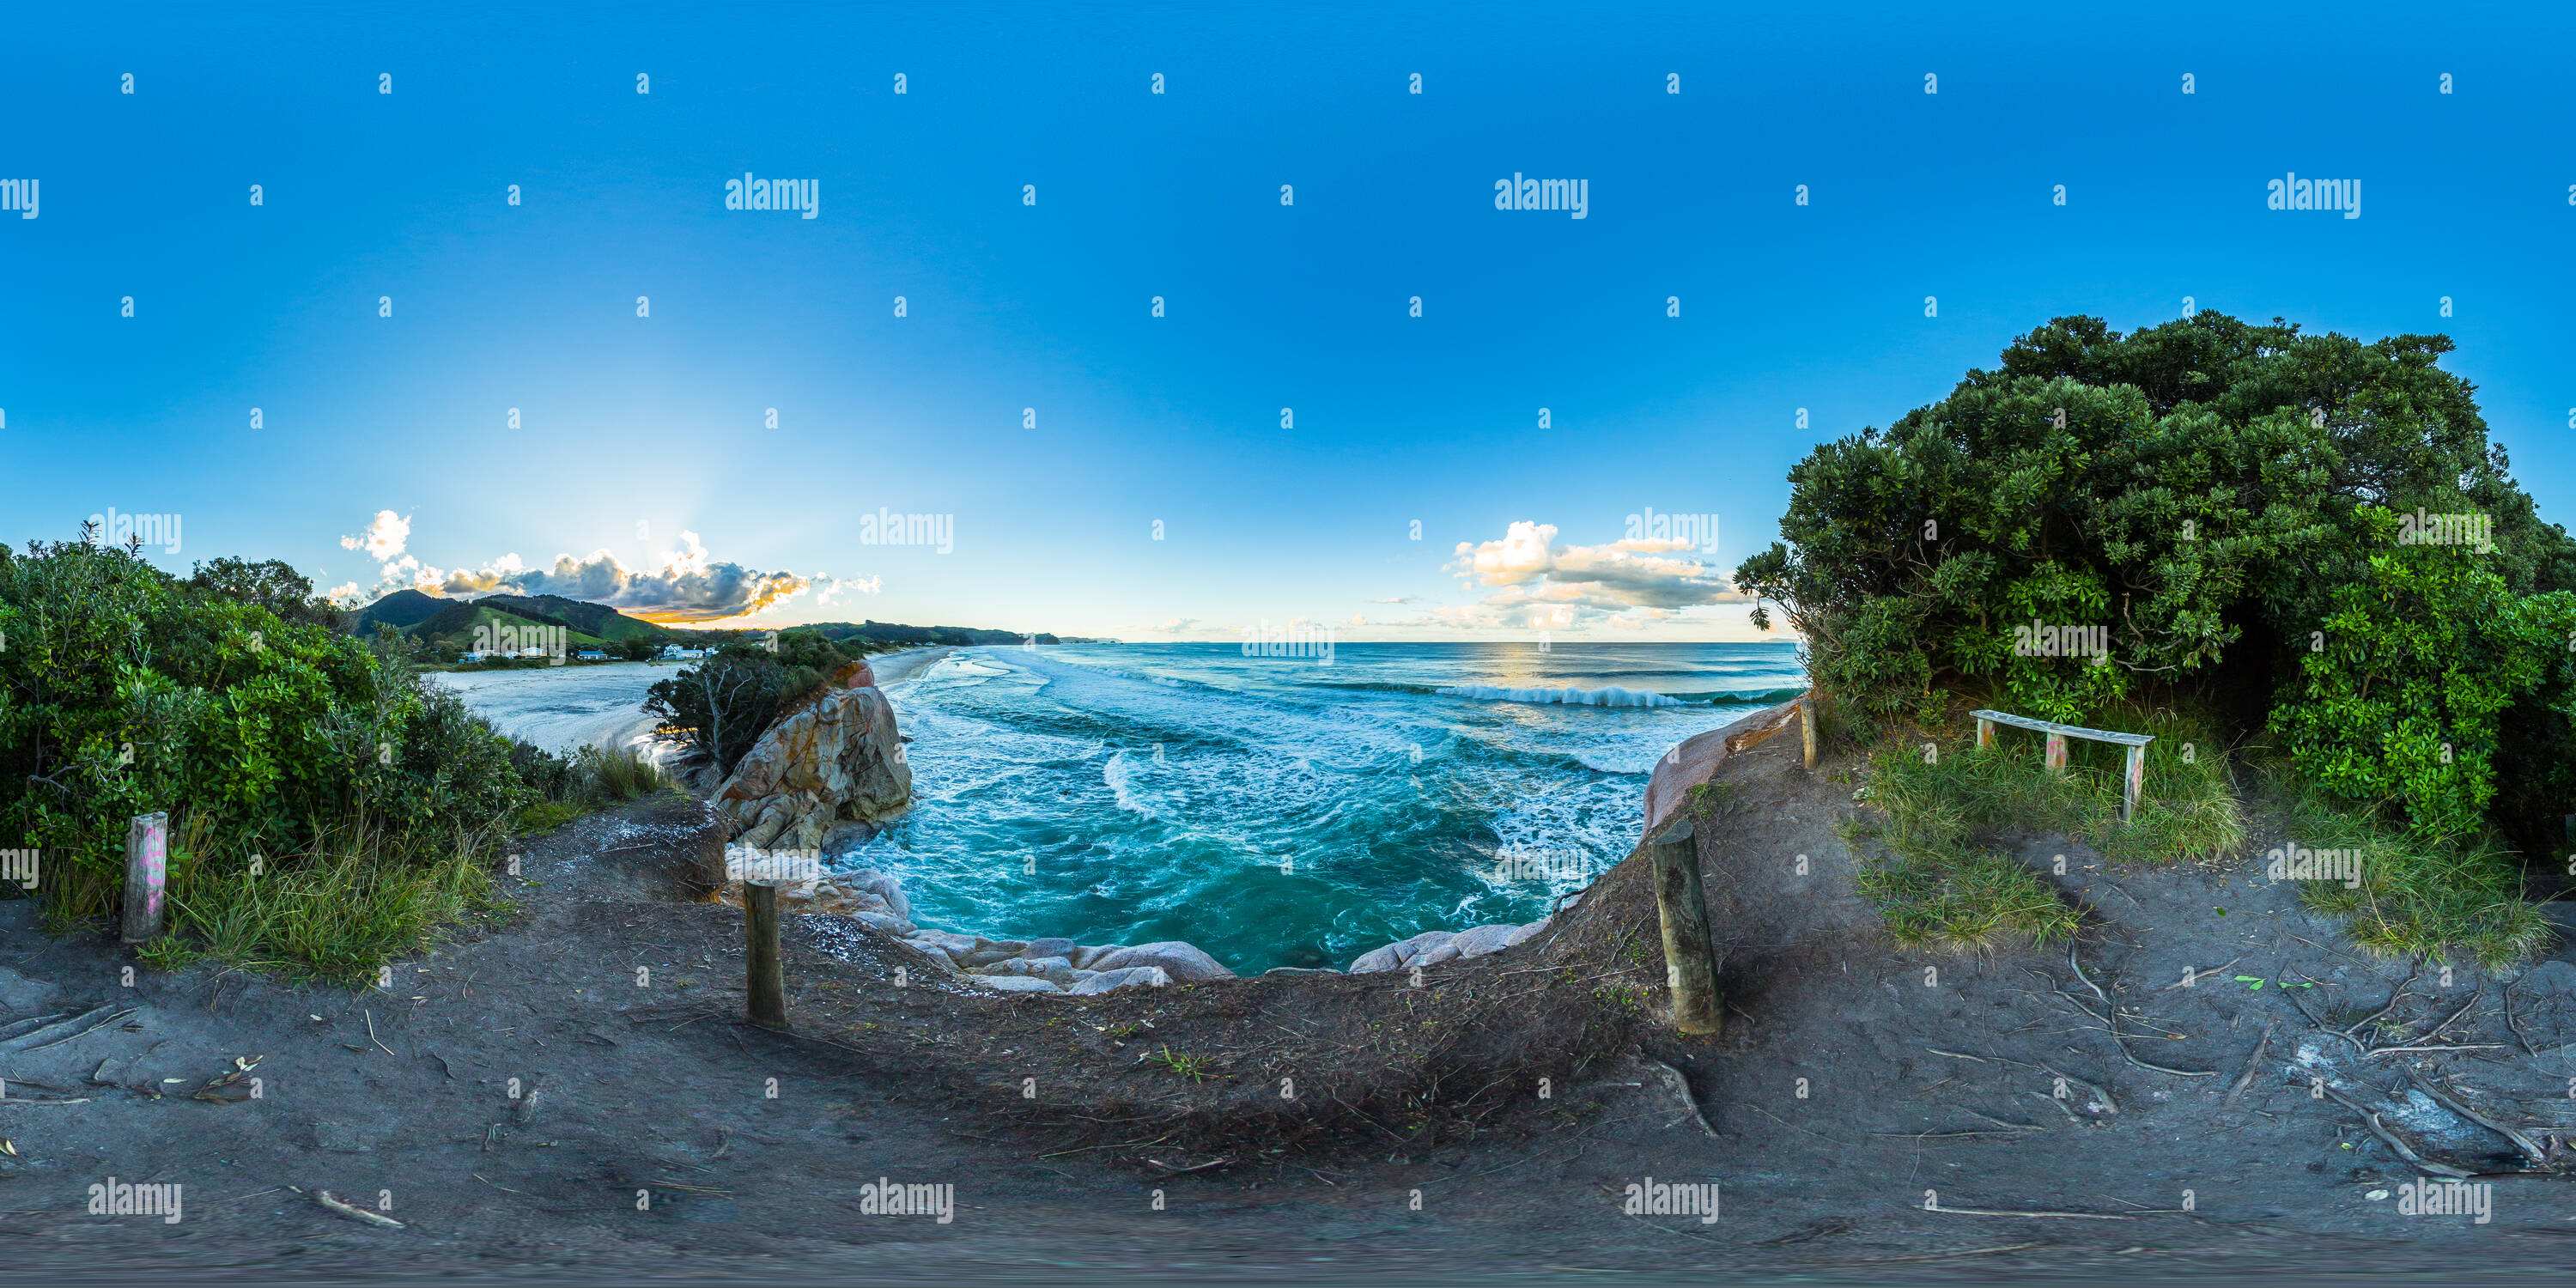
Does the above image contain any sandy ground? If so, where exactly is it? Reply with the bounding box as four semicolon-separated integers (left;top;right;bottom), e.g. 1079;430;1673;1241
4;699;2574;1283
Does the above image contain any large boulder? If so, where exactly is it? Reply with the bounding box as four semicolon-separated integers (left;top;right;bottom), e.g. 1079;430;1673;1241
1067;966;1171;995
1449;923;1519;959
971;975;1063;993
714;680;913;851
1085;941;1235;982
1350;930;1454;975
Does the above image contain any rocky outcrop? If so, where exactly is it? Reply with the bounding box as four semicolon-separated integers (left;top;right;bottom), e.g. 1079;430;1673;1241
714;678;912;852
1085;941;1233;983
735;866;1558;997
1347;913;1558;974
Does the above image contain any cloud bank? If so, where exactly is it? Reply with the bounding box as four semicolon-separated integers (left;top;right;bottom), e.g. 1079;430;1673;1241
331;514;851;623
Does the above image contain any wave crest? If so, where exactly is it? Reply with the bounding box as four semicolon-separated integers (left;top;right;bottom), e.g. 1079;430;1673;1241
1436;683;1685;708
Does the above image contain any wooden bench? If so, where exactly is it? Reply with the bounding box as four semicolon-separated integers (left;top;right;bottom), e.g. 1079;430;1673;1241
1971;709;2153;821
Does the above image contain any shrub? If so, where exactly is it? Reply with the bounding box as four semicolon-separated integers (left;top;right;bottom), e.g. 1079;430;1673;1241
0;533;532;977
1737;311;2576;847
643;630;855;775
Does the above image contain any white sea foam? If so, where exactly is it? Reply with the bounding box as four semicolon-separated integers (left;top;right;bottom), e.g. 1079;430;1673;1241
1436;683;1684;708
1103;750;1157;817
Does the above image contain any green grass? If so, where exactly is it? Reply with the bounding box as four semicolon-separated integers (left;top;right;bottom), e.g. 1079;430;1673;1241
2246;759;2549;969
515;744;676;834
1847;704;2245;950
162;819;507;984
1147;1045;1210;1081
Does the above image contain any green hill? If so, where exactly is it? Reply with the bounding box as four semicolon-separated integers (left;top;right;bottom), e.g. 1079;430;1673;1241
354;587;443;633
476;593;672;641
410;601;613;654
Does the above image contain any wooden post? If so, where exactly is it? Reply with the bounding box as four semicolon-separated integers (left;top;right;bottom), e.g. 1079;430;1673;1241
2123;744;2147;823
1647;818;1722;1036
121;812;167;944
1801;697;1819;770
1976;717;1995;750
744;881;788;1030
2044;732;2067;771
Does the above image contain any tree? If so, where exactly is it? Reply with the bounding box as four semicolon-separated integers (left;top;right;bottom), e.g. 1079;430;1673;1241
1736;311;2576;838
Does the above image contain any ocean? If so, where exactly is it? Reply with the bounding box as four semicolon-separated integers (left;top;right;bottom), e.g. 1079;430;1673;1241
858;641;1804;974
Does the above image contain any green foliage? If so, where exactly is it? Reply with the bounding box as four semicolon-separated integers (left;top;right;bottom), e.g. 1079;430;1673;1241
508;742;673;833
2269;519;2576;843
1848;709;2243;950
0;535;531;976
1738;311;2576;848
644;631;857;775
2251;761;2549;969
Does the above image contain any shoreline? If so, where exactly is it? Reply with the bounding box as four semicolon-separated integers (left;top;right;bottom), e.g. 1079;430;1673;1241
863;643;956;688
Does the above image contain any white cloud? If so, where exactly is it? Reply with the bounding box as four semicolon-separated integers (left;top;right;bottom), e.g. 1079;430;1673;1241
349;518;829;623
339;510;410;562
1434;519;1747;629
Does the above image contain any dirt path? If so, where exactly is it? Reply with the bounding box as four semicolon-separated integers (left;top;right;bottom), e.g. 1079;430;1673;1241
3;735;2571;1282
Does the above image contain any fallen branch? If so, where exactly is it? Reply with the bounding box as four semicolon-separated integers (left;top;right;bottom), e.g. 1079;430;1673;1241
2501;983;2543;1060
315;1189;406;1229
2341;969;2417;1041
2161;957;2243;991
1143;1157;1236;1176
1921;1200;2131;1220
2225;1021;2276;1107
2402;1070;2551;1168
2319;1085;2474;1178
1647;1057;1720;1138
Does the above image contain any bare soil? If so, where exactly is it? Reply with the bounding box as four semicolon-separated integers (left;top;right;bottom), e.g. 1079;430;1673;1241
3;729;2573;1284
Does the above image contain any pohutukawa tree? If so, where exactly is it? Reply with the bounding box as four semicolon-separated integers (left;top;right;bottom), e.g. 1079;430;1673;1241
1735;311;2576;844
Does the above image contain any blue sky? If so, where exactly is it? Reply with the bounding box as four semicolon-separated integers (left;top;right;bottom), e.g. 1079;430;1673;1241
4;2;2571;641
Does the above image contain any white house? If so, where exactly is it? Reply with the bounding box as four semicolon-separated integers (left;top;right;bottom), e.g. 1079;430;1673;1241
659;645;709;660
574;649;608;661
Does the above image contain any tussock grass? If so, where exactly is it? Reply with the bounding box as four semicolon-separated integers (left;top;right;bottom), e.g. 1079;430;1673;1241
1848;704;2244;950
2247;760;2550;969
513;743;674;834
163;819;507;984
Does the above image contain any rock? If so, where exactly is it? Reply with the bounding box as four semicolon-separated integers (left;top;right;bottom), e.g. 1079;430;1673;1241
841;871;911;921
833;660;877;690
850;910;916;937
1504;917;1552;946
956;941;1030;969
714;683;913;848
1261;966;1340;976
912;929;982;957
1449;923;1518;959
1413;942;1461;969
1068;945;1120;970
1353;931;1461;974
1067;966;1171;995
979;956;1078;987
1022;937;1078;961
901;939;959;971
1086;941;1236;982
970;975;1063;993
820;822;879;856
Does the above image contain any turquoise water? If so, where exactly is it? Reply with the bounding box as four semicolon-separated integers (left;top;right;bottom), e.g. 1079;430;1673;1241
848;641;1805;974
